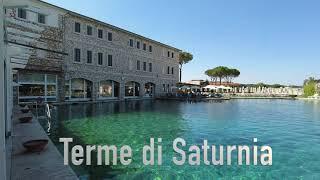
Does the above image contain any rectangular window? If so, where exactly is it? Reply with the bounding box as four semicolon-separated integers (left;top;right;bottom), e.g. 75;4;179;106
149;63;152;72
143;43;146;51
172;52;174;58
163;84;166;92
18;73;57;103
108;32;113;41
98;53;103;65
87;25;93;35
74;48;81;62
149;45;153;52
137;41;140;49
129;39;133;47
108;54;113;66
143;62;147;71
98;29;103;38
18;8;27;19
137;60;140;70
171;67;174;74
38;14;45;24
75;22;81;33
167;66;170;74
168;51;170;57
87;50;92;64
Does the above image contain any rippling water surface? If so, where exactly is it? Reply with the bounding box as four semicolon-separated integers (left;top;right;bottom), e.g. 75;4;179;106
43;99;320;179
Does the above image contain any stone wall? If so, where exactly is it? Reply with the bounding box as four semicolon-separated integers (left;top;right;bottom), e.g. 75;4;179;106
5;8;65;73
5;0;181;103
4;3;67;104
62;14;180;100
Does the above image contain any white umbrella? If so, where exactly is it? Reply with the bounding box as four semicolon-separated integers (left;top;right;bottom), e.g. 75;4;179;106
216;85;232;91
179;85;191;90
203;85;218;90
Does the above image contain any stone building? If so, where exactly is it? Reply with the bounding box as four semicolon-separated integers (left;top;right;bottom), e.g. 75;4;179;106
63;12;180;101
5;0;181;104
5;0;67;105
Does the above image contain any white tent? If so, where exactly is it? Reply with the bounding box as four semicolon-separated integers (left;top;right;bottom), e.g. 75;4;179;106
203;85;218;90
217;85;232;90
179;85;191;90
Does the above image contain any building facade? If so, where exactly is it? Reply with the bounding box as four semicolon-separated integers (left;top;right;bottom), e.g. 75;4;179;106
1;1;181;179
63;13;180;101
1;1;7;179
5;0;181;105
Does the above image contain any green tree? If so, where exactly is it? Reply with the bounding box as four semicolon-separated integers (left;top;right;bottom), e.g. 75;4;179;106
178;52;193;82
270;84;283;88
303;77;316;86
254;83;267;87
216;66;229;84
205;66;240;85
303;77;317;97
228;68;240;83
205;69;216;82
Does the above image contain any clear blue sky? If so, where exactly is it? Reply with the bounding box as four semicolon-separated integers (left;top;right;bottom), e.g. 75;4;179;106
44;0;320;85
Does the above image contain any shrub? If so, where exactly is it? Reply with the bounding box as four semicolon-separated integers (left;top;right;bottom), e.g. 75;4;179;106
303;81;316;97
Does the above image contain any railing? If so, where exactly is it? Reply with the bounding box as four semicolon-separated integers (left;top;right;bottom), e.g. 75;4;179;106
34;101;51;135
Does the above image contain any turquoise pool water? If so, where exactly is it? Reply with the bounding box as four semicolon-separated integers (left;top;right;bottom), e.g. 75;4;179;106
44;99;320;179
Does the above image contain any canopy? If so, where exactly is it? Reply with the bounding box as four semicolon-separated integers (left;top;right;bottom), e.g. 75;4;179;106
203;85;218;90
179;85;191;90
217;85;232;90
190;86;201;90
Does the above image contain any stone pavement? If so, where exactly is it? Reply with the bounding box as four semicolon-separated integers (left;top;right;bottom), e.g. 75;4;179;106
10;106;78;180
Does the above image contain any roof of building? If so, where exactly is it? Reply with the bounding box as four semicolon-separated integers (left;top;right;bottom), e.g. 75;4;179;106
177;82;201;87
189;80;205;81
37;0;182;52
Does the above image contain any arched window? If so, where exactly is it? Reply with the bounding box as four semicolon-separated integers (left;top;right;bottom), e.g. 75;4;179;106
125;81;140;97
65;78;92;100
144;83;155;97
98;80;119;98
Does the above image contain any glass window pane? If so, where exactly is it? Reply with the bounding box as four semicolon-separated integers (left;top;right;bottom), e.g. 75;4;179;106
113;82;119;97
98;29;103;38
135;83;140;96
47;85;56;96
19;73;45;84
75;22;81;33
65;84;70;98
38;14;45;24
108;32;113;41
71;79;85;98
19;84;45;97
125;82;134;96
99;81;113;98
47;74;56;84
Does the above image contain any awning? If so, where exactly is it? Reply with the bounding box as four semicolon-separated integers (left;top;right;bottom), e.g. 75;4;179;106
203;85;218;90
179;85;191;90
